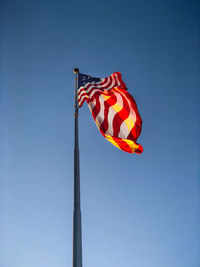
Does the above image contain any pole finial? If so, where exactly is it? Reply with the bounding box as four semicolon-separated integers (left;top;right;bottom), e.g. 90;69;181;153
73;67;79;74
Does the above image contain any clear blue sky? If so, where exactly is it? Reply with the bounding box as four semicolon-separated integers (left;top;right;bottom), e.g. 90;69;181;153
1;0;199;266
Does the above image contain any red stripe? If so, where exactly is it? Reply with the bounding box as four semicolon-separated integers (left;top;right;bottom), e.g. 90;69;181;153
89;93;102;122
100;92;117;133
114;72;127;90
135;144;143;154
123;90;142;140
111;88;131;137
112;137;132;153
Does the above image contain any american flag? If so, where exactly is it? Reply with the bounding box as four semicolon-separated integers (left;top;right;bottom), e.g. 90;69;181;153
78;72;143;154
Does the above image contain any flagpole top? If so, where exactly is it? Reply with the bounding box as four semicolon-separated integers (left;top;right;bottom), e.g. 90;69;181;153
73;68;79;74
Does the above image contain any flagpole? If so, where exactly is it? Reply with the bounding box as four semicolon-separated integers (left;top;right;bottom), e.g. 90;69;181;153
73;67;82;267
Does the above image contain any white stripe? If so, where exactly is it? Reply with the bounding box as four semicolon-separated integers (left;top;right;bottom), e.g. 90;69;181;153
115;73;121;87
105;74;115;90
117;90;136;138
95;94;106;126
90;98;96;110
118;122;128;139
118;115;134;139
88;100;96;111
106;93;123;136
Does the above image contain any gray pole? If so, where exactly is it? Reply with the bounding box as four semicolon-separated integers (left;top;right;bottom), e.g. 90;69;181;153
73;68;82;267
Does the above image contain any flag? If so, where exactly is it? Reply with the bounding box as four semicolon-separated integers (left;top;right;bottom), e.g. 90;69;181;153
78;72;143;154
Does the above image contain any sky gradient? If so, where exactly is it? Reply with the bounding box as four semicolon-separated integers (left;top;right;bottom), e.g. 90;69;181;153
1;0;200;267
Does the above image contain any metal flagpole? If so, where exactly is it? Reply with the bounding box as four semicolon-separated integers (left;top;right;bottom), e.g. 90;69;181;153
73;67;82;267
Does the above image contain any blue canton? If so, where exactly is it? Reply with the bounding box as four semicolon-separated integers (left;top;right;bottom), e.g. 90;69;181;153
78;73;101;88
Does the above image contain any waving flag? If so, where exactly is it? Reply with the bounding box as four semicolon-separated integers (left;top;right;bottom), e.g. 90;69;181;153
78;72;143;154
